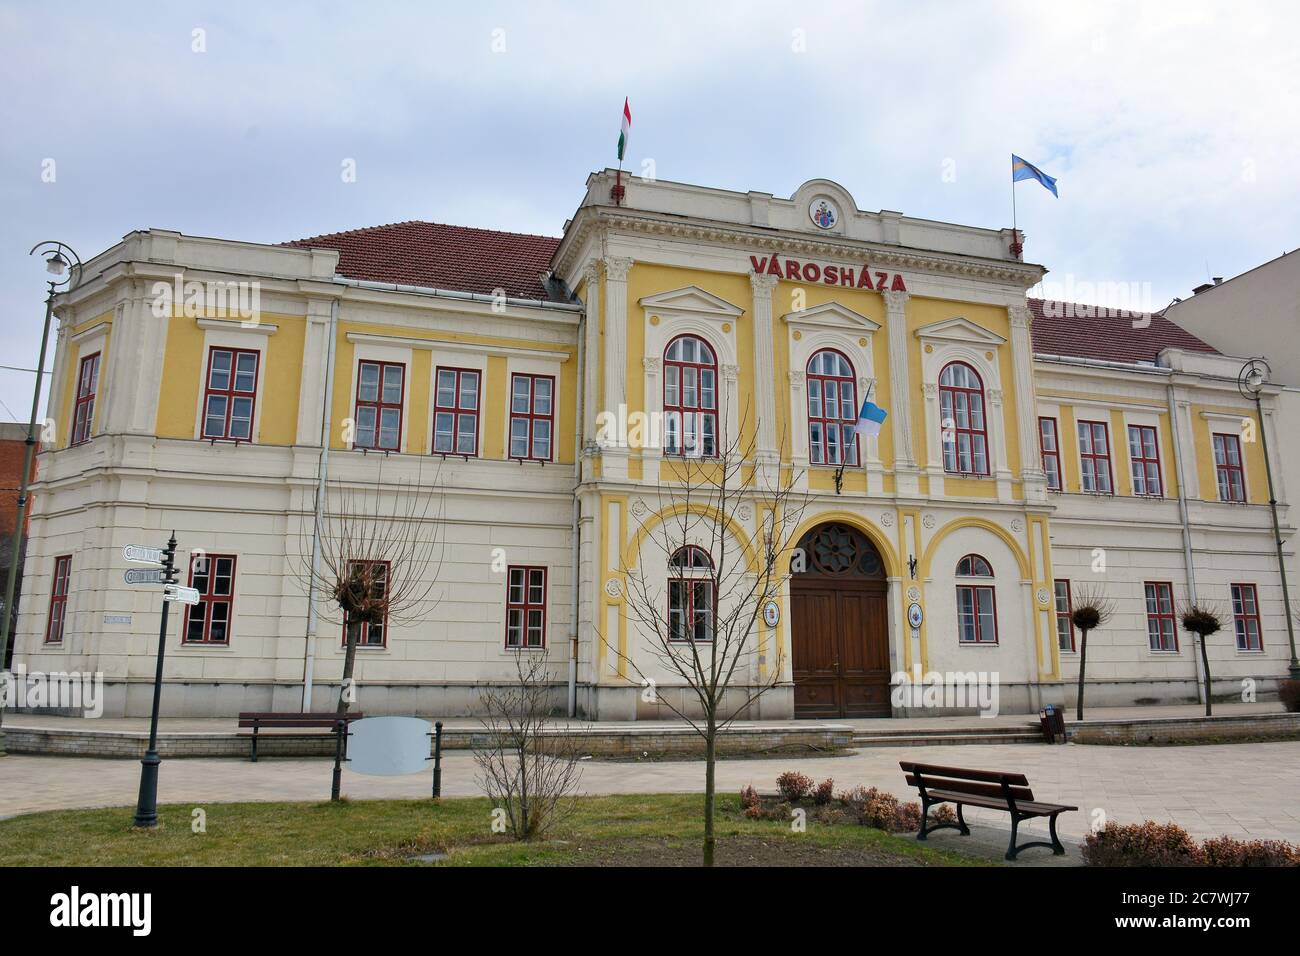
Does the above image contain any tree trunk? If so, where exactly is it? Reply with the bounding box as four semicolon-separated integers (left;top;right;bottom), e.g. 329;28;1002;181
1075;628;1089;721
703;711;716;867
337;617;361;715
1198;633;1213;717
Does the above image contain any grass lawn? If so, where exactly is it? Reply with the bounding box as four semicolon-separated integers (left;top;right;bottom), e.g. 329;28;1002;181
0;794;990;867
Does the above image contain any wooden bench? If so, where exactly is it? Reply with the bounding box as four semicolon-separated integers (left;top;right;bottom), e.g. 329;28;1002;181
900;761;1077;860
237;712;364;762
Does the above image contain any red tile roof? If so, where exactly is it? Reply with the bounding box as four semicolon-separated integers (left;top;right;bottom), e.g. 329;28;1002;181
1028;298;1218;364
284;221;563;301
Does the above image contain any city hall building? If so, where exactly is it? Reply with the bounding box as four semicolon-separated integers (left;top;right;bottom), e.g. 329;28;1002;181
11;171;1295;719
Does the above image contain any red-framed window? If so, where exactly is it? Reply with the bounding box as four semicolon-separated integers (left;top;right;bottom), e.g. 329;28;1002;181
71;352;100;446
1231;583;1262;652
955;553;997;644
1077;420;1113;494
44;555;71;643
1213;433;1245;502
433;366;480;456
1038;416;1062;491
663;335;717;458
183;554;237;645
202;348;259;441
354;361;405;451
1054;579;1075;652
668;546;715;642
509;374;554;461
340;560;389;648
1144;581;1178;652
505;566;547;648
1127;424;1162;497
806;350;859;467
939;362;988;476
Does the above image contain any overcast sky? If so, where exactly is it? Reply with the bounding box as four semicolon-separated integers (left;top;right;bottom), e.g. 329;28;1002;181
1;0;1297;423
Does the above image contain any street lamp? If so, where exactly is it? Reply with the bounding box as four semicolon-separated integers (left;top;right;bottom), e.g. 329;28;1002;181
0;242;82;755
1238;358;1299;679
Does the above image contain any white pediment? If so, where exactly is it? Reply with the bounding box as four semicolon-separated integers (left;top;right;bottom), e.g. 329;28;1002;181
639;286;744;319
781;301;881;334
913;316;1007;346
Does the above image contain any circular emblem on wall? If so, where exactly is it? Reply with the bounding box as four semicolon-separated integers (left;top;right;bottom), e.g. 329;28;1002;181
630;499;647;517
604;578;623;598
737;504;753;521
1036;587;1052;608
762;600;781;628
1011;518;1024;533
907;585;921;603
922;513;936;529
809;197;838;230
907;602;924;629
880;512;894;528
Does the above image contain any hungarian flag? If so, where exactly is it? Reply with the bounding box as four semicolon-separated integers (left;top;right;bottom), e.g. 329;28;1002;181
617;98;631;161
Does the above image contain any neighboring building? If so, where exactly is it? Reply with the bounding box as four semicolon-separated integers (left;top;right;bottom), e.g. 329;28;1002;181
10;172;1296;718
0;421;34;667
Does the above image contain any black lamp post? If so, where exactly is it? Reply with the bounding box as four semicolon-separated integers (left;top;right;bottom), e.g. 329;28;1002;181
0;242;81;755
1238;358;1299;679
133;533;179;828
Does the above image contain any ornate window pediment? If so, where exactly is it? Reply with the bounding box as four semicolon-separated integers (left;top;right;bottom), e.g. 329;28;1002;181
781;301;881;334
639;286;744;322
913;316;1006;347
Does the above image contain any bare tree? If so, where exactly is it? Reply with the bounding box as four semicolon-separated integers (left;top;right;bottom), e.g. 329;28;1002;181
296;459;446;714
474;652;583;840
605;415;809;866
1181;603;1225;717
1071;584;1114;720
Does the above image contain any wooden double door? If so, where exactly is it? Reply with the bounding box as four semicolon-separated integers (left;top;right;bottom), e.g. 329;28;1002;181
790;523;891;718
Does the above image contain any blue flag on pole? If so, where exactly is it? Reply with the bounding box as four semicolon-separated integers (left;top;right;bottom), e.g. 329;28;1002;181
853;399;888;439
1012;154;1059;197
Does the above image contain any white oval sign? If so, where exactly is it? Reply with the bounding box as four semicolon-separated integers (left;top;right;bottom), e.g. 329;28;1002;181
907;602;924;629
762;600;780;628
347;716;432;776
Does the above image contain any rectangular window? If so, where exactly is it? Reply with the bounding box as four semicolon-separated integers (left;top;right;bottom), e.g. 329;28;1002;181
354;361;405;451
505;566;547;648
340;560;389;648
433;367;480;456
183;554;237;644
1213;433;1245;502
71;353;100;446
1231;583;1262;652
1054;579;1075;652
509;374;554;461
44;555;71;643
1127;424;1162;497
956;584;997;643
202;348;259;441
1144;581;1178;652
1038;416;1061;491
1077;420;1113;494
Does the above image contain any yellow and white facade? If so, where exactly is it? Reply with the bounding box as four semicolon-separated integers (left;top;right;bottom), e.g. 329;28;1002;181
12;171;1296;718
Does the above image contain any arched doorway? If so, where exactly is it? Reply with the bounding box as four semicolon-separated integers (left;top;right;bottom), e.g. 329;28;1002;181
790;522;891;718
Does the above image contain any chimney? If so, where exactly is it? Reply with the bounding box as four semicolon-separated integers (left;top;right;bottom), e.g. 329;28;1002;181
1213;276;1223;285
1191;282;1214;295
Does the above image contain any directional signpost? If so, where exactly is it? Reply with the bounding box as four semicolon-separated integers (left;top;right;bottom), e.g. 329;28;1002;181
124;568;166;585
132;533;179;829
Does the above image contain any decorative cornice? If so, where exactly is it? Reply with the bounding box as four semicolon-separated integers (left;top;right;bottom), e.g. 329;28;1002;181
556;209;1045;288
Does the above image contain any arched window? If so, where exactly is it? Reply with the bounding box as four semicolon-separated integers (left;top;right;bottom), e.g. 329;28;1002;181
663;335;717;457
955;553;997;644
668;546;714;642
806;350;859;466
939;362;989;476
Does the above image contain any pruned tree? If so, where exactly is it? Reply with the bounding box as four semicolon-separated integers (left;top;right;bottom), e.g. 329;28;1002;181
1181;603;1224;717
1072;584;1114;720
296;460;446;715
474;651;583;841
605;413;810;866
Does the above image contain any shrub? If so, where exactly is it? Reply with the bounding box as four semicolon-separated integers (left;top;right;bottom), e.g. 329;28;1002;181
1200;836;1300;867
814;805;852;826
813;778;835;806
894;801;922;833
776;771;814;802
742;802;764;821
1081;821;1201;867
739;785;760;810
931;804;957;825
1280;679;1300;714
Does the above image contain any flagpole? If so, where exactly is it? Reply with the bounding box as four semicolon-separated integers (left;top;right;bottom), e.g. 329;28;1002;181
834;380;875;496
1009;156;1021;260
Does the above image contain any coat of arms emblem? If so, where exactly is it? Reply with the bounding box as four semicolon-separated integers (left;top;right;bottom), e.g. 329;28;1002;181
809;198;838;229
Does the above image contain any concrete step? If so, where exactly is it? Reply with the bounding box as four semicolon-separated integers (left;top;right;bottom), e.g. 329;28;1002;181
852;731;1046;747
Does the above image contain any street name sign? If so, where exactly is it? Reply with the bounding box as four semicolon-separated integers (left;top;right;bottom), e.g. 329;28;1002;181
123;545;164;566
163;584;200;606
124;569;166;585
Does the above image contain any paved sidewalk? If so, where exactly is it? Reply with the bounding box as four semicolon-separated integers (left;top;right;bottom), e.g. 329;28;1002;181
4;739;1297;852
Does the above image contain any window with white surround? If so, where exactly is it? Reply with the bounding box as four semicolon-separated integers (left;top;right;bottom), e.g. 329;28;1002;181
71;353;100;445
955;553;997;644
1054;579;1074;652
505;566;547;648
202;348;259;441
1231;583;1262;651
1145;582;1177;652
183;554;236;644
354;361;405;451
806;349;859;466
939;362;989;476
663;335;717;458
668;546;715;642
433;366;480;456
45;555;71;643
1213;433;1245;502
1078;420;1113;494
1039;416;1061;491
509;374;554;461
